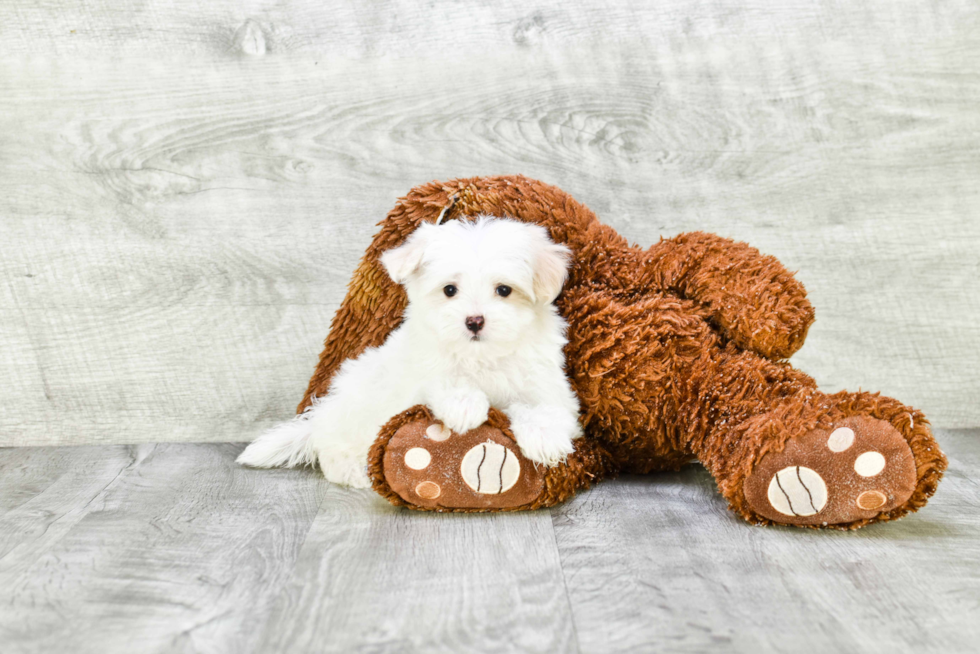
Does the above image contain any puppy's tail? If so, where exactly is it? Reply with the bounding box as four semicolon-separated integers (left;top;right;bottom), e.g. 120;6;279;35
237;412;318;469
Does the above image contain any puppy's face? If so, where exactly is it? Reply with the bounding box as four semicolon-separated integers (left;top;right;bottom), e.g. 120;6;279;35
381;216;570;356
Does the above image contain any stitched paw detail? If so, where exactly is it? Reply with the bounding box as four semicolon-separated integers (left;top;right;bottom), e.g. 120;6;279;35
767;466;828;517
745;417;917;526
460;442;521;494
381;419;546;510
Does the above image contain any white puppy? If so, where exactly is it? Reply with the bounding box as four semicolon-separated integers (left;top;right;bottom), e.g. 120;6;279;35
238;215;583;488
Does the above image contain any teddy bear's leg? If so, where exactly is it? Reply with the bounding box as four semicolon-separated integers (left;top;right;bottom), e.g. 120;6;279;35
560;287;946;529
367;405;615;512
679;346;947;529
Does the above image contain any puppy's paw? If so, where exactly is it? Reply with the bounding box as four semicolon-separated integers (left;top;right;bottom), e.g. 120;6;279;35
431;389;491;434
506;404;579;468
319;453;371;489
512;423;575;468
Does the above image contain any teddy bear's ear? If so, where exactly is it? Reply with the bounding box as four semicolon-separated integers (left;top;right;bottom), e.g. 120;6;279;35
532;240;571;303
381;225;432;284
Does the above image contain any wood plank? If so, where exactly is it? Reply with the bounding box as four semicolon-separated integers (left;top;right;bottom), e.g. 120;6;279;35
0;444;325;654
0;303;339;445
0;446;135;553
551;427;980;653
0;430;975;652
1;0;978;450
257;485;577;653
4;0;974;60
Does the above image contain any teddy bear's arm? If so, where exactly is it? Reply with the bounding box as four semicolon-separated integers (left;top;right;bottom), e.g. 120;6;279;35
645;231;814;359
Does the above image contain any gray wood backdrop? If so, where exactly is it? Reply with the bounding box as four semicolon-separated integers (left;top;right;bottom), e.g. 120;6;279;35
2;0;978;446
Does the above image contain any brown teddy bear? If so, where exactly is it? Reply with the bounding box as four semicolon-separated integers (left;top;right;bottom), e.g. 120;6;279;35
299;175;946;529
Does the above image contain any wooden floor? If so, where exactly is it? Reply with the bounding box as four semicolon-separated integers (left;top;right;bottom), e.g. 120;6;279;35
1;427;976;653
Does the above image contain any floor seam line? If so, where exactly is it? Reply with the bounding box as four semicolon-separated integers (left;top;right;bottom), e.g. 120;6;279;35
549;505;584;654
243;463;329;654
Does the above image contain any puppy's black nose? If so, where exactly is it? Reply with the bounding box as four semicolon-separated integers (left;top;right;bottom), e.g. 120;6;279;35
465;315;485;333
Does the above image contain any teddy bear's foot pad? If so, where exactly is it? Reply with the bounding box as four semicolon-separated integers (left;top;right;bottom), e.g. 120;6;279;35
744;417;917;526
382;419;546;510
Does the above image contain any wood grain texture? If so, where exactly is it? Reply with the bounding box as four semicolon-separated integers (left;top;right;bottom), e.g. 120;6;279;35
0;428;976;653
257;487;576;653
0;444;326;654
1;0;978;449
552;428;980;653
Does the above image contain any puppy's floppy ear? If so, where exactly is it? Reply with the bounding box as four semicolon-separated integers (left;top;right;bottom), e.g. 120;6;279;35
381;225;431;284
532;240;572;303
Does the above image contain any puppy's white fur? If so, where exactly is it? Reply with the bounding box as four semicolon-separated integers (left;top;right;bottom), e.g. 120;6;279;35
238;216;583;488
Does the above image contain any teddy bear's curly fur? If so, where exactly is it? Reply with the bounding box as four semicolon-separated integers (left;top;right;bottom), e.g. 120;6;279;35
300;175;946;529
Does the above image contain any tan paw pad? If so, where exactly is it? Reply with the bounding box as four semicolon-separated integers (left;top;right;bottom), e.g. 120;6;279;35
856;490;887;510
415;481;441;500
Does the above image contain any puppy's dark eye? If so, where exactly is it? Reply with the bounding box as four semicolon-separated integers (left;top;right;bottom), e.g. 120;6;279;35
443;285;458;298
495;285;512;298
